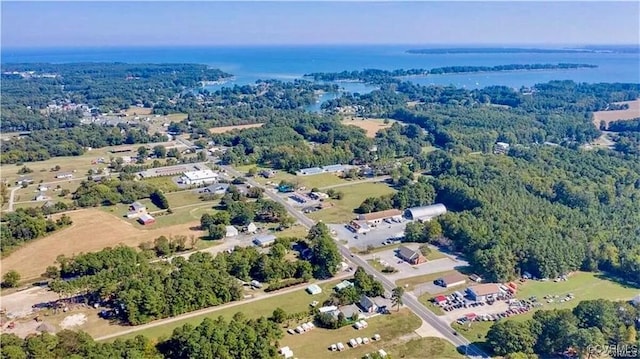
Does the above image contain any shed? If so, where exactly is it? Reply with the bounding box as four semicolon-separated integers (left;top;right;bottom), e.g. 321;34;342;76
306;284;322;295
404;204;447;221
253;234;276;247
225;226;239;238
138;213;156;225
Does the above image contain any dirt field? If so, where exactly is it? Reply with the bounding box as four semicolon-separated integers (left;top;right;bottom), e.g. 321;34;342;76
209;123;264;134
342;117;393;137
124;106;153;116
1;209;205;280
593;99;640;128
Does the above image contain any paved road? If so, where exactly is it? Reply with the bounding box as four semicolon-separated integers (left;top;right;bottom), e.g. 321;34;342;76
222;165;489;359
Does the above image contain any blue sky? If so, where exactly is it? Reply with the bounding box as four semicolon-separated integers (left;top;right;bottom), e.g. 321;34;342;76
2;1;639;47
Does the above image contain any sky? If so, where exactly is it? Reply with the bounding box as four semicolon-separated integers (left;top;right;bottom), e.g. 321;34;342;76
1;1;639;48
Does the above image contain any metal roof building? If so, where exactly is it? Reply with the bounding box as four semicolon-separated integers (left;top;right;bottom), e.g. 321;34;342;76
404;204;447;221
253;234;277;247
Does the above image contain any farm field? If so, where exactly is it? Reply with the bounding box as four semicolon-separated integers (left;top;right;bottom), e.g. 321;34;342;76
308;182;396;223
592;98;640;128
341;117;393;137
105;279;342;341
1;209;206;281
209;123;264;134
451;272;639;344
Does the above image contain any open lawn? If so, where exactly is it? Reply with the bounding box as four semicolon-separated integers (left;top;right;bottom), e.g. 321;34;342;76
1;209;207;281
308;182;395;223
140;176;179;192
268;224;310;239
593;98;640;128
280;309;423;359
209;123;264;134
105;279;341;341
342;117;393;138
164;190;204;208
453;271;640;345
125;106;153;116
392;337;463;359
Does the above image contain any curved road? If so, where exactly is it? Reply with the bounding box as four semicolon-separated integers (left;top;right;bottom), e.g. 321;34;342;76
222;165;489;359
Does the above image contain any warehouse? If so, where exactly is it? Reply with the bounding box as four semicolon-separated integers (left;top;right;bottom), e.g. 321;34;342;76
404;204;447;221
180;170;219;185
358;209;403;225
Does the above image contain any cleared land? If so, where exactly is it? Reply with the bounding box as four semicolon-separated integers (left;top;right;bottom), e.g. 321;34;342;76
234;164;349;189
308;182;396;223
342;117;393;138
209;123;264;134
124;106;153;116
593;98;640;128
1;209;206;280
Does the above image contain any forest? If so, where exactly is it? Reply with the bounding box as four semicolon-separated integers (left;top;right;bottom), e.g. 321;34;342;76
305;64;597;83
485;299;639;358
0;208;73;254
46;223;340;325
0;314;283;359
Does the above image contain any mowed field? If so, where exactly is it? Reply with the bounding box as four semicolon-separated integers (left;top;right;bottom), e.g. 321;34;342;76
342;117;393;138
209;123;264;134
1;209;206;280
308;182;396;223
593;98;640;128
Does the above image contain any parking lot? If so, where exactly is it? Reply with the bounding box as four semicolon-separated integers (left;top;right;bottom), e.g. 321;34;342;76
364;248;467;282
329;221;407;250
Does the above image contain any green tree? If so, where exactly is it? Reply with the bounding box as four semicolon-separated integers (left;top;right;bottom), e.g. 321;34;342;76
309;224;341;279
486;320;537;356
150;190;169;209
2;270;21;288
137;146;148;161
391;286;404;311
43;266;60;280
153;236;172;257
247;167;257;177
208;224;226;240
153;145;167;158
270;307;287;323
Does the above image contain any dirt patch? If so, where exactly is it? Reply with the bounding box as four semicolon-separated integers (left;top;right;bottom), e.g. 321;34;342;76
1;209;205;280
125;107;153;116
1;287;60;319
60;313;87;329
593;99;640;129
342;117;393;138
414;319;447;339
209;123;264;134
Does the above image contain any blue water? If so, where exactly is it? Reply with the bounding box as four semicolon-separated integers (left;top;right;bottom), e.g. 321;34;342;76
3;45;639;90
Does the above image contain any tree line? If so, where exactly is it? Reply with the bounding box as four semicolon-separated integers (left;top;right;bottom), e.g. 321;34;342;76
1;207;73;255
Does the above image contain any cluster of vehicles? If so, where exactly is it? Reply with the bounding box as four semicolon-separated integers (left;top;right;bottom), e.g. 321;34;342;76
329;334;381;352
437;291;516;312
545;293;575;303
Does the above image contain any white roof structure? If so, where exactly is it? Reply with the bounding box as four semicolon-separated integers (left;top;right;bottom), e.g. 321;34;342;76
306;284;322;295
182;169;218;181
404;203;447;220
225;226;239;237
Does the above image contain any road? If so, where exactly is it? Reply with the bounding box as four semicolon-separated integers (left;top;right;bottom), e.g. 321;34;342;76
222;165;489;358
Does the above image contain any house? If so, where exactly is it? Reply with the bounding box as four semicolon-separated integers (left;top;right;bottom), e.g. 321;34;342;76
347;220;371;234
246;222;258;234
335;280;354;292
494;142;510;154
358;295;378;313
138;213;156;226
127;202;147;218
260;169;276;178
55;172;74;179
306;284;322;295
466;283;503;302
396;246;426;265
199;183;229;195
180;170;219;185
225;226;239;238
16;177;34;186
435;272;467;288
358;209;403;225
404;204;447;221
253;234;276;247
34;192;49;201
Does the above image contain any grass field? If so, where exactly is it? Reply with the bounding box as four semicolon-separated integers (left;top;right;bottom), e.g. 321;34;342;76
396;270;467;292
164;190;206;208
452;271;640;344
593;98;640;128
279;309;423;359
1;209;206;280
140;176;179;192
393;337;463;359
308;182;396;223
209;123;264;134
125;106;153;116
106;279;342;340
341;117;393;138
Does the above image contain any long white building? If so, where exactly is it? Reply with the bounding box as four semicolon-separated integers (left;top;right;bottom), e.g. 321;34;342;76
180;169;219;185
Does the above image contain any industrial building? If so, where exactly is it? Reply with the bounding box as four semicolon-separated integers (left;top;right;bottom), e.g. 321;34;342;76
180;169;219;185
466;283;503;302
404;204;447;221
358;209;403;225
